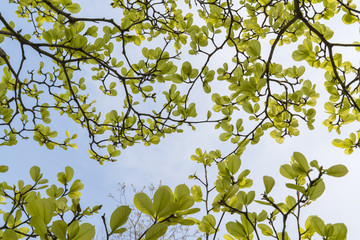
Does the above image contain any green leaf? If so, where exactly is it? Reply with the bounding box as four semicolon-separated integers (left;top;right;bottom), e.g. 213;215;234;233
327;165;348;177
174;184;190;200
181;61;192;78
25;198;54;224
254;200;271;205
226;221;246;238
309;216;326;236
112;228;126;234
285;183;305;194
279;164;296;179
242;101;253;114
310;160;319;169
0;165;9;173
142;85;153;92
263;176;275;194
69;179;84;199
57;172;66;185
178;208;200;216
204;214;216;227
225;185;239;199
153;186;174;218
110;206;131;233
145;222;168;240
68;220;80;239
2;229;18;240
246;40;261;57
258;223;273;236
332;139;345;148
30;216;47;237
257;210;267;222
94;38;105;50
30;166;41;182
174;184;194;210
292;152;310;172
324;102;335;113
66;3;81;14
191;185;202;202
199;214;216;233
51;220;67;240
333;223;347;240
223;234;235;240
245;191;255;205
65;166;74;182
227;155;241;175
342;13;357;25
220;132;232;141
308;179;325;200
72;223;95;240
292;46;309;61
277;231;290;240
134;192;155;216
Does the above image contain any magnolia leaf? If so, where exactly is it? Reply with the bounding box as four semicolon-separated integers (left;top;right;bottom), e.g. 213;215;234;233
68;220;80;239
227;155;241;175
280;164;296;179
158;202;180;220
254;200;271;205
246;40;261;57
224;234;236;240
2;229;18;240
30;216;47;237
112;228;126;234
145;223;168;240
258;223;273;236
308;179;325;200
333;223;347;239
178;207;200;216
263;176;275;193
65;166;74;182
202;214;216;227
285;183;305;194
0;165;9;173
242;101;253;114
69;180;84;199
332;139;345;148
134;192;155;216
66;3;81;14
225;185;240;199
176;195;194;211
29;166;41;182
226;221;246;238
72;223;95;240
342;13;357;25
292;152;310;172
240;214;254;234
174;184;190;200
51;220;67;240
245;191;255;205
309;216;326;236
25;198;54;224
292;49;308;61
220;132;232;141
257;210;267;222
327;165;348;177
191;185;203;202
153;186;171;217
110;206;131;233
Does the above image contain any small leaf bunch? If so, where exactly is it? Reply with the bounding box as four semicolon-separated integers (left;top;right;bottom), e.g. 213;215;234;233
188;151;348;240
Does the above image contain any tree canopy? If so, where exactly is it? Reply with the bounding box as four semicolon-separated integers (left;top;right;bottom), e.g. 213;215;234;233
0;0;358;239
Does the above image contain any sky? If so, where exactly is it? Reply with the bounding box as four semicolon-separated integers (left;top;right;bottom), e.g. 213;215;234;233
1;0;360;239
